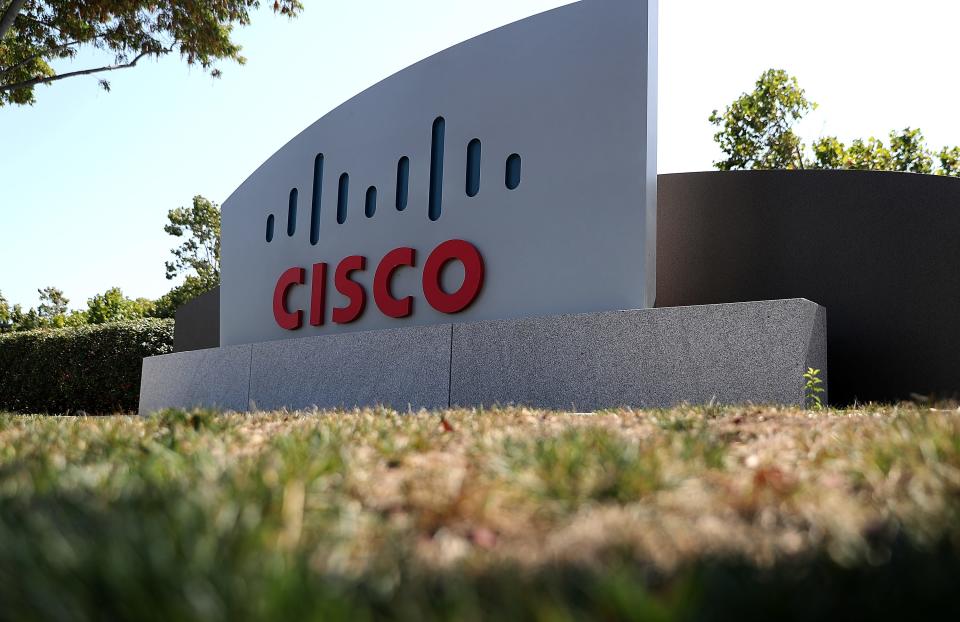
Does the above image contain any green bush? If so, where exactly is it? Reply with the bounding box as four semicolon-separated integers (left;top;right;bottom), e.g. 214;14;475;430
0;319;174;414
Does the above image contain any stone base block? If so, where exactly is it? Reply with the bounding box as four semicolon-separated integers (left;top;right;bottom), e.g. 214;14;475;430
139;344;252;414
248;325;451;411
139;299;826;414
451;299;826;411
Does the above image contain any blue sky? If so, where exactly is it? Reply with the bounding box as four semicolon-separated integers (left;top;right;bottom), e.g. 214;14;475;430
2;0;960;310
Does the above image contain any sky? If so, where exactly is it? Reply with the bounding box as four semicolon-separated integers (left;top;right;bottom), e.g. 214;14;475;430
2;0;960;310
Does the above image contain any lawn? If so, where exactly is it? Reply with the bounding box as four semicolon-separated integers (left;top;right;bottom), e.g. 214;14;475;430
0;405;958;620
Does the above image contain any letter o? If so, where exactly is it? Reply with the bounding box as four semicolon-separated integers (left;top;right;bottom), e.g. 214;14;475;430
422;239;484;314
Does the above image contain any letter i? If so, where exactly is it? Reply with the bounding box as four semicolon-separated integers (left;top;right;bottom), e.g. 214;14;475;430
310;262;327;326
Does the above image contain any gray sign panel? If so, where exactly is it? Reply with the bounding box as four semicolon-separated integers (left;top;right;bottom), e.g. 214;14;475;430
221;0;657;346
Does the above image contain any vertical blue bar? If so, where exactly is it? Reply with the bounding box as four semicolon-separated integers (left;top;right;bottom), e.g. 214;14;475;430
396;156;409;211
337;173;349;224
287;188;298;236
310;154;324;245
265;214;274;242
429;117;445;221
506;153;522;190
466;139;481;197
365;186;377;218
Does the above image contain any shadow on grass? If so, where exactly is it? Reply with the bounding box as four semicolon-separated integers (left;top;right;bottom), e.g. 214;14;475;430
0;490;958;621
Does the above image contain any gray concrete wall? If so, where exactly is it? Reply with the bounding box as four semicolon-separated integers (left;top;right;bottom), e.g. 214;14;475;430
248;325;451;411
140;344;251;414
657;170;960;405
450;299;825;411
140;299;826;414
173;288;220;353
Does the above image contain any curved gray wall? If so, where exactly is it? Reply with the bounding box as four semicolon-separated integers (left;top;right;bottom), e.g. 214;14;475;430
657;170;960;405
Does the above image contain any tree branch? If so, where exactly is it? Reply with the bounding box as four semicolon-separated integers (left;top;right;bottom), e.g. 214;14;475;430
24;15;69;36
0;49;166;93
0;0;27;41
0;40;83;79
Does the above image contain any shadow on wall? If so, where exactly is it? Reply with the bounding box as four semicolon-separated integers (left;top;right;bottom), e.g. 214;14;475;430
657;170;960;406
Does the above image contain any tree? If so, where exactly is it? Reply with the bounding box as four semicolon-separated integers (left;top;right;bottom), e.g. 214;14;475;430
165;195;221;282
153;194;221;317
890;128;934;174
0;1;302;107
11;303;39;330
714;69;960;176
937;146;960;177
709;69;816;170
0;290;10;332
36;285;68;326
812;129;940;173
86;286;154;324
844;137;894;171
0;285;157;331
811;136;846;170
152;274;217;319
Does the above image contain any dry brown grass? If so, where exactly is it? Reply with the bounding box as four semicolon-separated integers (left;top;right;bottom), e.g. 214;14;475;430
3;404;958;571
0;404;958;620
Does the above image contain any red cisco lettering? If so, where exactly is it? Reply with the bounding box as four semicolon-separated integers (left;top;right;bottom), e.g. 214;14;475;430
272;266;305;330
422;239;484;314
273;240;483;330
374;247;416;318
309;262;327;326
332;255;366;324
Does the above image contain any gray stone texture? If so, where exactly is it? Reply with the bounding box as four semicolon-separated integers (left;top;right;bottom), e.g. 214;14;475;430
139;344;252;414
140;299;826;415
248;325;451;412
450;299;826;410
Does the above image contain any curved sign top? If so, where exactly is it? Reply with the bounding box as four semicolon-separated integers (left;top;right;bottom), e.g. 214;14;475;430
220;0;658;346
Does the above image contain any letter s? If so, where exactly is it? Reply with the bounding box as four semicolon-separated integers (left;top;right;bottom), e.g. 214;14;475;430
374;247;416;318
332;255;366;324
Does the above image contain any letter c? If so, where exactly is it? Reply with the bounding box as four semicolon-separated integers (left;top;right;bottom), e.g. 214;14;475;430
273;266;305;330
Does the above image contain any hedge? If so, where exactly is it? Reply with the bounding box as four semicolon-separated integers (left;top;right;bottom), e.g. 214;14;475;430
0;319;174;414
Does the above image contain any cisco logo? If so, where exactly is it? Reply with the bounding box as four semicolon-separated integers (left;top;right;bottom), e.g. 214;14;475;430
220;0;656;347
264;116;523;244
269;115;524;331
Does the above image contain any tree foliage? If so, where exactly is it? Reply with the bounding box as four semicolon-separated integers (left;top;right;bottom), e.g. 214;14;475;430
151;274;218;319
709;69;816;171
713;69;960;177
86;287;155;324
938;147;960;176
2;192;222;331
36;285;67;325
811;129;942;174
0;0;303;106
164;195;221;282
2;285;156;331
0;290;10;332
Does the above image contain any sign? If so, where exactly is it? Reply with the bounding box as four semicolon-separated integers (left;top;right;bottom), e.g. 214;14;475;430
220;0;658;346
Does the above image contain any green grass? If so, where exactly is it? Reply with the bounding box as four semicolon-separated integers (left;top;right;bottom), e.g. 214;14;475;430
0;405;959;620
